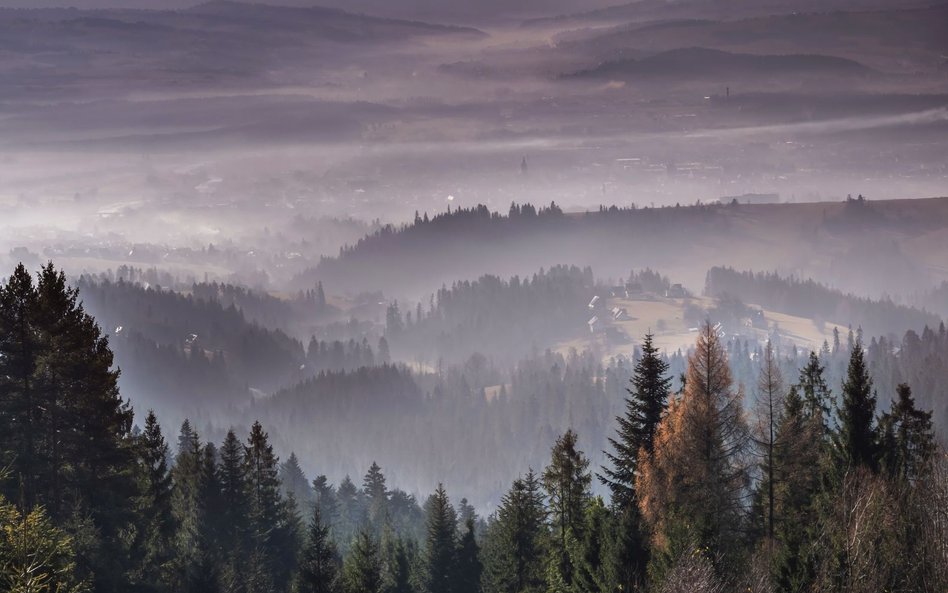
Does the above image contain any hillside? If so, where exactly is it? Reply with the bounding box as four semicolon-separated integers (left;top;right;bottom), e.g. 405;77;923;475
571;47;871;81
301;197;948;301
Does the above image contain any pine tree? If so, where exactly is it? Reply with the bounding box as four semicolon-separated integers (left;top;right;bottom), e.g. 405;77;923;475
382;536;416;593
424;484;457;593
834;342;878;472
455;517;482;593
601;332;671;509
343;530;383;593
299;504;340;593
542;429;591;588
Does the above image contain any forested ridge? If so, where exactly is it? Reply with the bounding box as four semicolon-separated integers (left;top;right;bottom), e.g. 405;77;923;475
1;262;946;593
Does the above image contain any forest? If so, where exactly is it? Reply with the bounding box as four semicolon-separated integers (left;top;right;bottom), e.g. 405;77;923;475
1;262;945;593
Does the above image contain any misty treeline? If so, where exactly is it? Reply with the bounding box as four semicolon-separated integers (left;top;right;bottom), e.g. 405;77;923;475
705;266;940;337
67;262;948;510
1;262;946;593
301;201;731;292
384;265;595;364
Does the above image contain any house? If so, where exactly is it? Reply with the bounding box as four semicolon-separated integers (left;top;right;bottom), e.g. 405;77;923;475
611;307;629;321
624;282;643;298
588;295;600;309
665;284;686;298
588;316;600;333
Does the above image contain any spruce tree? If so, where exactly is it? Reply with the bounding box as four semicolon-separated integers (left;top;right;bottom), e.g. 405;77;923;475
343;530;383;593
834;342;878;472
382;537;416;593
244;421;292;593
600;332;671;509
798;351;832;429
299;504;341;593
170;420;204;592
279;452;312;508
455;517;482;593
131;411;175;591
424;484;457;593
217;428;250;590
542;430;591;589
878;383;935;482
481;471;547;593
363;461;390;528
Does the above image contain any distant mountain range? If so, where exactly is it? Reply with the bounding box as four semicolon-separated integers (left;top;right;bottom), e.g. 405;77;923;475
571;47;871;80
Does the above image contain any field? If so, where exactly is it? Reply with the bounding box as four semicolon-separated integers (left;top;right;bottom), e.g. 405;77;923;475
557;293;841;362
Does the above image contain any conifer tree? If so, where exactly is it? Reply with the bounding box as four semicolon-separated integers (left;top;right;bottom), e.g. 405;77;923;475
131;411;174;591
343;530;383;593
382;535;416;593
455;517;482;593
636;322;751;575
798;351;832;428
0;493;87;593
299;504;340;593
771;388;822;593
170;420;204;592
753;341;784;542
834;342;878;472
543;429;591;588
878;383;935;482
601;332;671;508
243;421;292;593
481;471;547;593
279;452;312;508
217;428;250;590
364;462;390;528
424;484;457;593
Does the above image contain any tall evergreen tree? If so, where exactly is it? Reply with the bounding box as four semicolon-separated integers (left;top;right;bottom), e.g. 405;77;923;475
455;517;482;593
481;471;547;593
217;428;250;592
542;429;591;589
878;383;935;482
279;452;312;508
364;462;390;528
131;411;174;591
834;342;879;472
170;420;204;592
243;421;293;593
0;263;136;591
600;332;671;509
424;484;457;593
343;530;382;593
798;351;832;428
299;504;340;593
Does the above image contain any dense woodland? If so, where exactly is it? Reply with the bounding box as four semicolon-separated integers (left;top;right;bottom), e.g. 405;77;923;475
1;262;946;593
